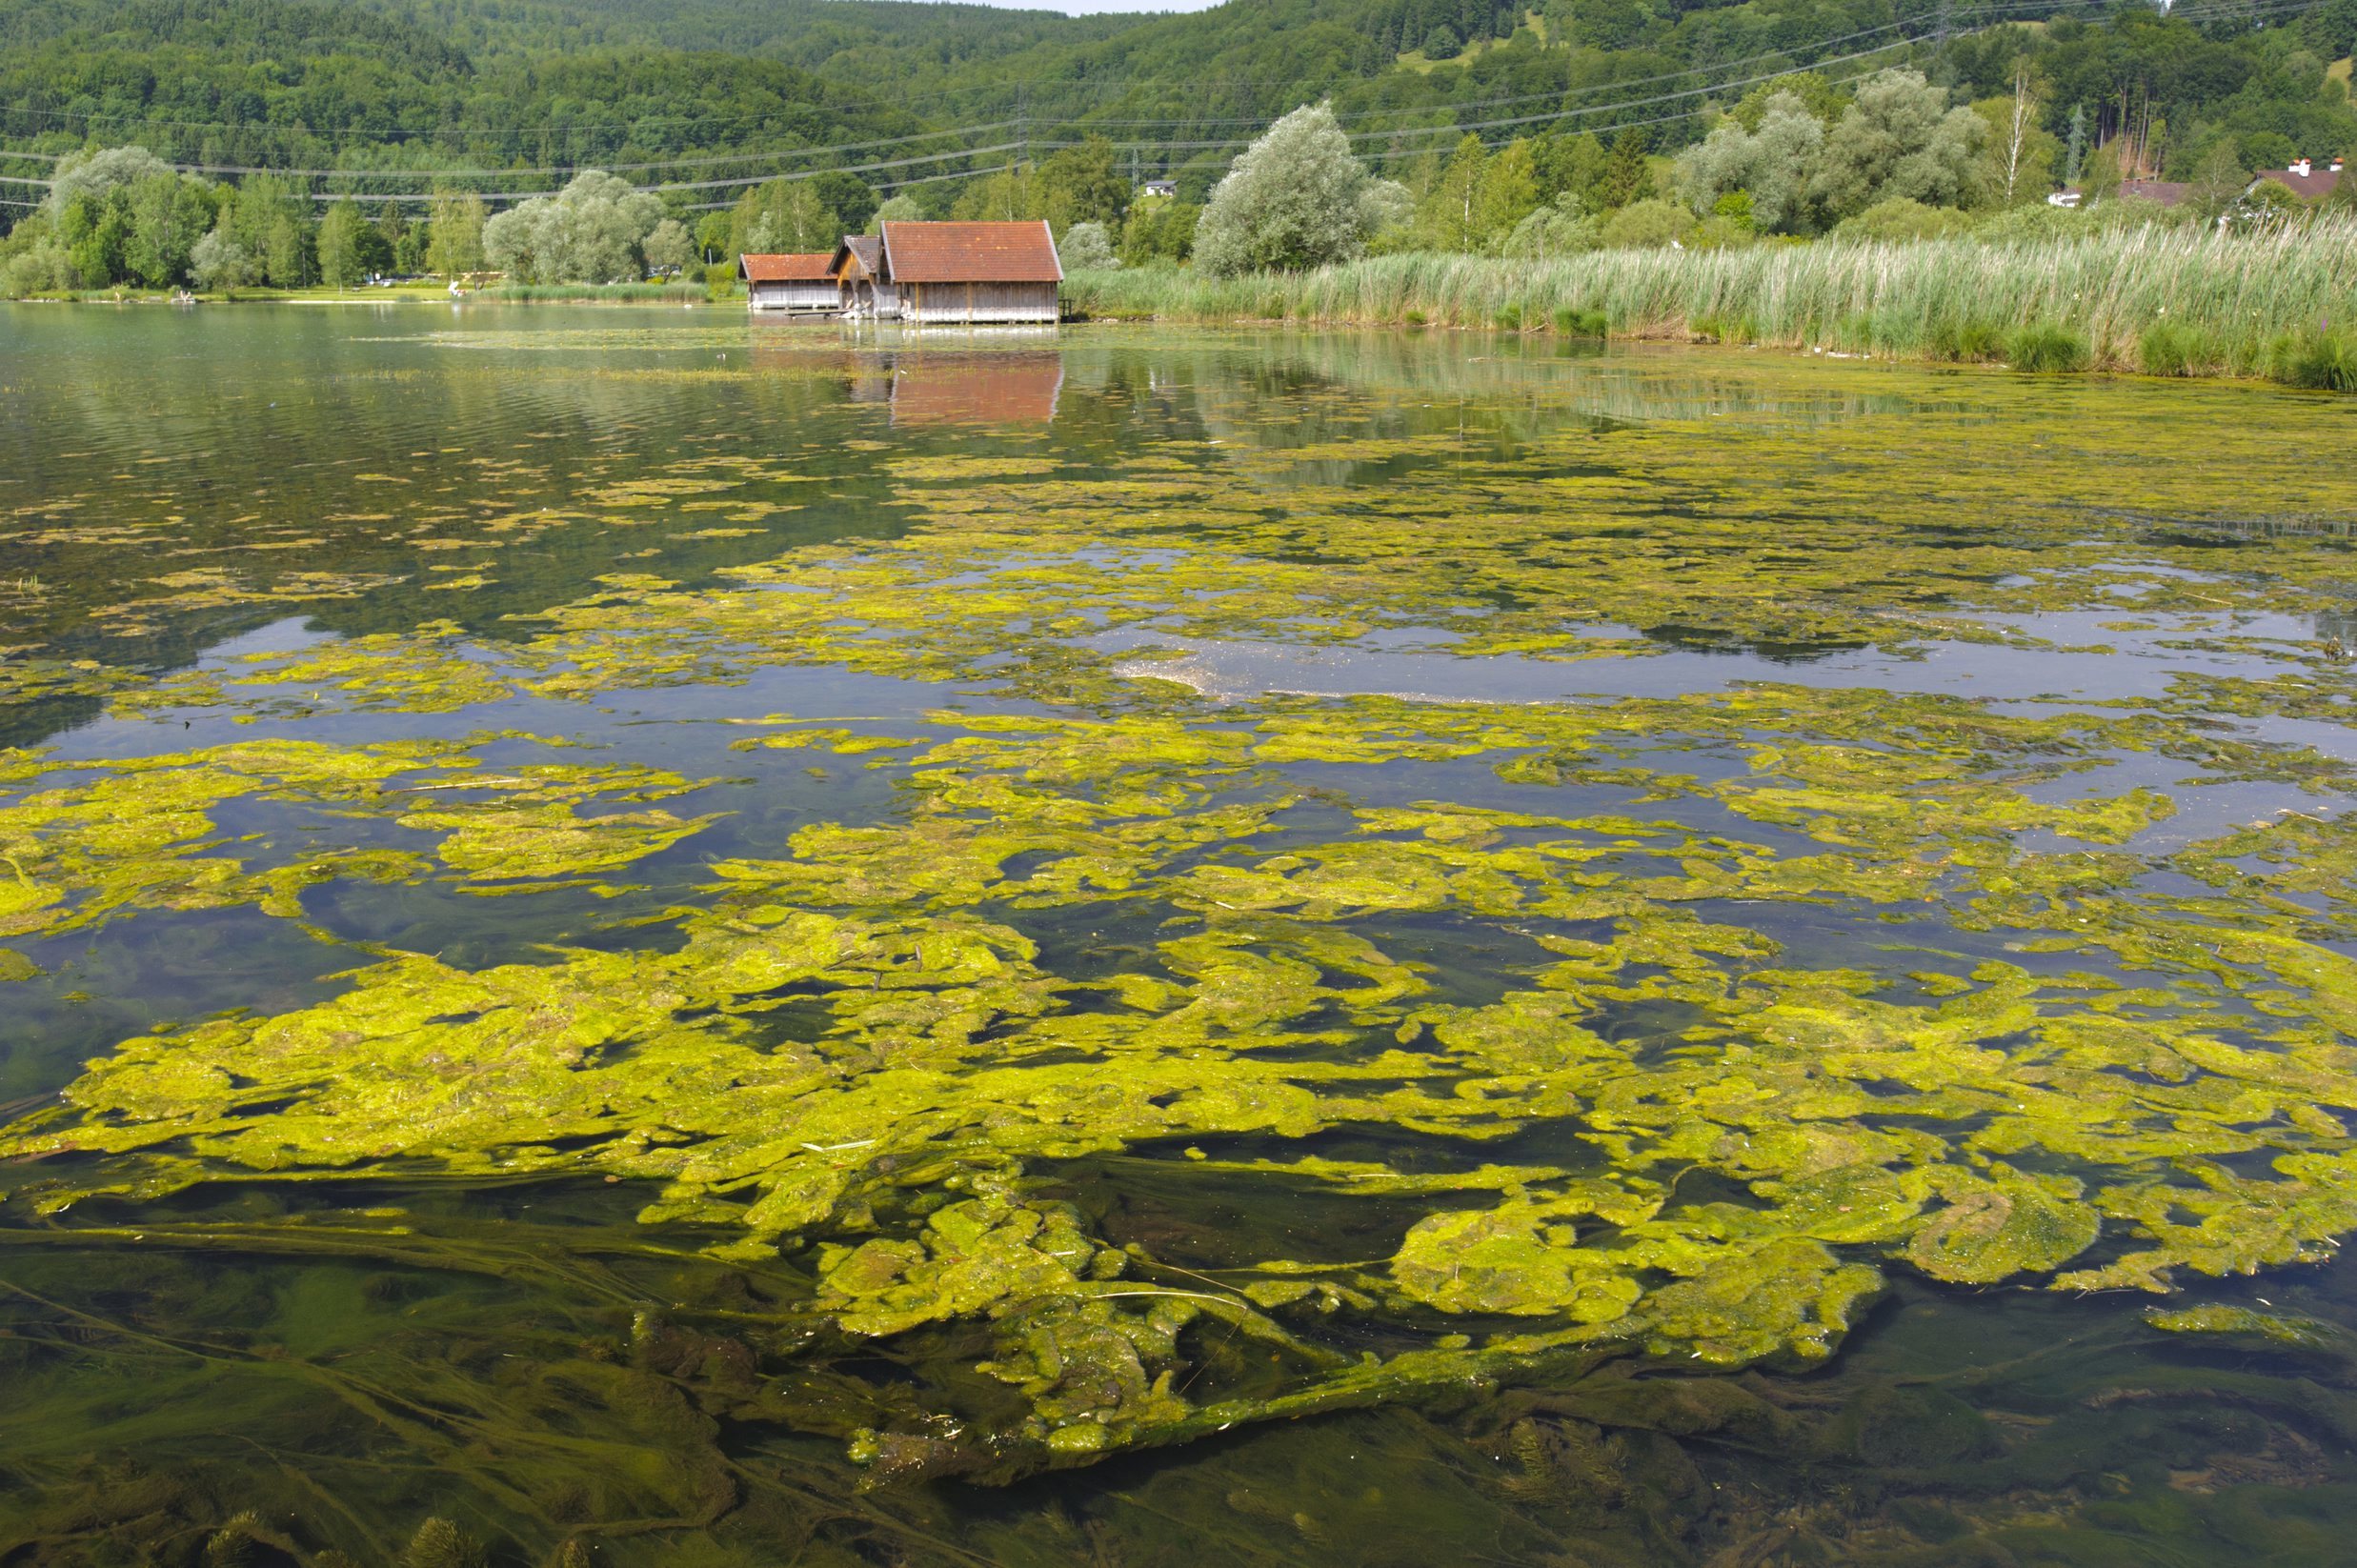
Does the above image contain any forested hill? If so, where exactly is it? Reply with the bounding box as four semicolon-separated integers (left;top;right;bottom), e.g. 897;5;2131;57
382;0;1131;70
0;0;2026;172
2;0;2353;196
0;0;957;170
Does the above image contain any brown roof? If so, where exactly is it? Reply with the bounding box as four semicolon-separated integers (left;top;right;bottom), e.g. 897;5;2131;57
738;252;836;283
879;220;1062;285
2256;169;2342;201
2118;179;2189;207
833;235;884;279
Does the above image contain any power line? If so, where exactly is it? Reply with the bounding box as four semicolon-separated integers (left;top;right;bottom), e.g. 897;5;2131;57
0;123;1030;179
0;0;2286;165
0;0;1998;166
2;0;2317;214
8;29;1944;208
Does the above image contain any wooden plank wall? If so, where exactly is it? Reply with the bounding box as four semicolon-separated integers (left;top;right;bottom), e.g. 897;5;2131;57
903;282;1058;324
751;282;841;312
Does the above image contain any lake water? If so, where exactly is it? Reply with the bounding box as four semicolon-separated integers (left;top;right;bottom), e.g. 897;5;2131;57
6;304;2357;1566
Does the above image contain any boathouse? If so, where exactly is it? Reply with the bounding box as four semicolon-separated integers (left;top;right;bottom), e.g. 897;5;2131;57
860;220;1063;325
739;252;839;313
831;235;898;319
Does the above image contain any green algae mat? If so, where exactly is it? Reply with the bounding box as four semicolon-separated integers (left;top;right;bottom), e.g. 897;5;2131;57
7;309;2357;1565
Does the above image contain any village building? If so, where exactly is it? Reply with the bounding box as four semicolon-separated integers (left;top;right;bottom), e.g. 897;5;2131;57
2053;157;2347;213
839;220;1062;325
739;252;840;313
2253;155;2344;201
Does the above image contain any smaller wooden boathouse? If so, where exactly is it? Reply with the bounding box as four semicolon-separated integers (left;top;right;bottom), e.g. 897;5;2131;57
740;252;839;313
862;221;1063;325
830;235;898;319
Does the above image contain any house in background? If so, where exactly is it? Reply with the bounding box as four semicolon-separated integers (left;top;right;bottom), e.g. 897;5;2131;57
2052;157;2347;213
2252;155;2344;202
1138;178;1178;199
740;252;839;313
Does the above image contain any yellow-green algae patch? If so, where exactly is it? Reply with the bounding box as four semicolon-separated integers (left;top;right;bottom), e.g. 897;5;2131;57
10;673;2357;1472
0;740;733;938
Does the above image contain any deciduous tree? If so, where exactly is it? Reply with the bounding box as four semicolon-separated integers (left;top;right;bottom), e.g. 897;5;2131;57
1193;102;1407;275
316;200;365;287
486;171;666;283
1808;70;1985;222
1058;219;1118;270
643;218;695;274
190;224;259;289
122;172;214;286
1676;90;1825;233
1037;136;1128;231
426;190;486;279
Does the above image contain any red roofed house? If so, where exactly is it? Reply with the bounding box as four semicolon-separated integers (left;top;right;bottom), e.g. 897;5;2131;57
2253;156;2344;202
739;252;839;313
864;220;1063;325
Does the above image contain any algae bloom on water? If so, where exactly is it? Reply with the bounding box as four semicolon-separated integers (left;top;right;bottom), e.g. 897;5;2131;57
6;311;2357;1565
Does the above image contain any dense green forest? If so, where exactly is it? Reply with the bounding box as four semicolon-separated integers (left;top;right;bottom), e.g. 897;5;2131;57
7;0;2352;174
2;0;2353;289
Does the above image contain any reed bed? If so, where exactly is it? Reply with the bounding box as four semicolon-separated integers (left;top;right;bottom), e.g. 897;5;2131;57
1065;219;2357;385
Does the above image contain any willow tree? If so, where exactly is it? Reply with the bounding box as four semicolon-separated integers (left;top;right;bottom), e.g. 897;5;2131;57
1192;102;1407;276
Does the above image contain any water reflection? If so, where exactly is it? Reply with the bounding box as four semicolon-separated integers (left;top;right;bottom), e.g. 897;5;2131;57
889;351;1064;426
9;307;2357;1567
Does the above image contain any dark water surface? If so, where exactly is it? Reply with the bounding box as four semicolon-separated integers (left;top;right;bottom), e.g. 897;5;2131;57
7;304;2357;1566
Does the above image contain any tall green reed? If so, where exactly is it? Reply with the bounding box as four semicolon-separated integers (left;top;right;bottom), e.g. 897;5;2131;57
1064;220;2357;384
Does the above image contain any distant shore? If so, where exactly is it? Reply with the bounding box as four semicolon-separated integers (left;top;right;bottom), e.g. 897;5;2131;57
16;225;2357;393
1;279;718;305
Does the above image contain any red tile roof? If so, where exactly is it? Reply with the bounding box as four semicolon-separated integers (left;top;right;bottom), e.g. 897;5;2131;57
739;252;836;283
879;220;1063;285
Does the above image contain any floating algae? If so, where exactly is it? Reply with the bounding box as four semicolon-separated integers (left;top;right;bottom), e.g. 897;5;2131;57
10;320;2357;1562
11;681;2357;1475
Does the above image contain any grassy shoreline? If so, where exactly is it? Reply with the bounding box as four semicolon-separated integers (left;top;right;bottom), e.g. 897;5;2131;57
1065;220;2357;390
4;279;724;305
15;227;2356;390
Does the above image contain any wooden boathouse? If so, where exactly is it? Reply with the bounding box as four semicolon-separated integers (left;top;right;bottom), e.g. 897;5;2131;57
866;220;1063;325
830;235;898;319
740;252;839;313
